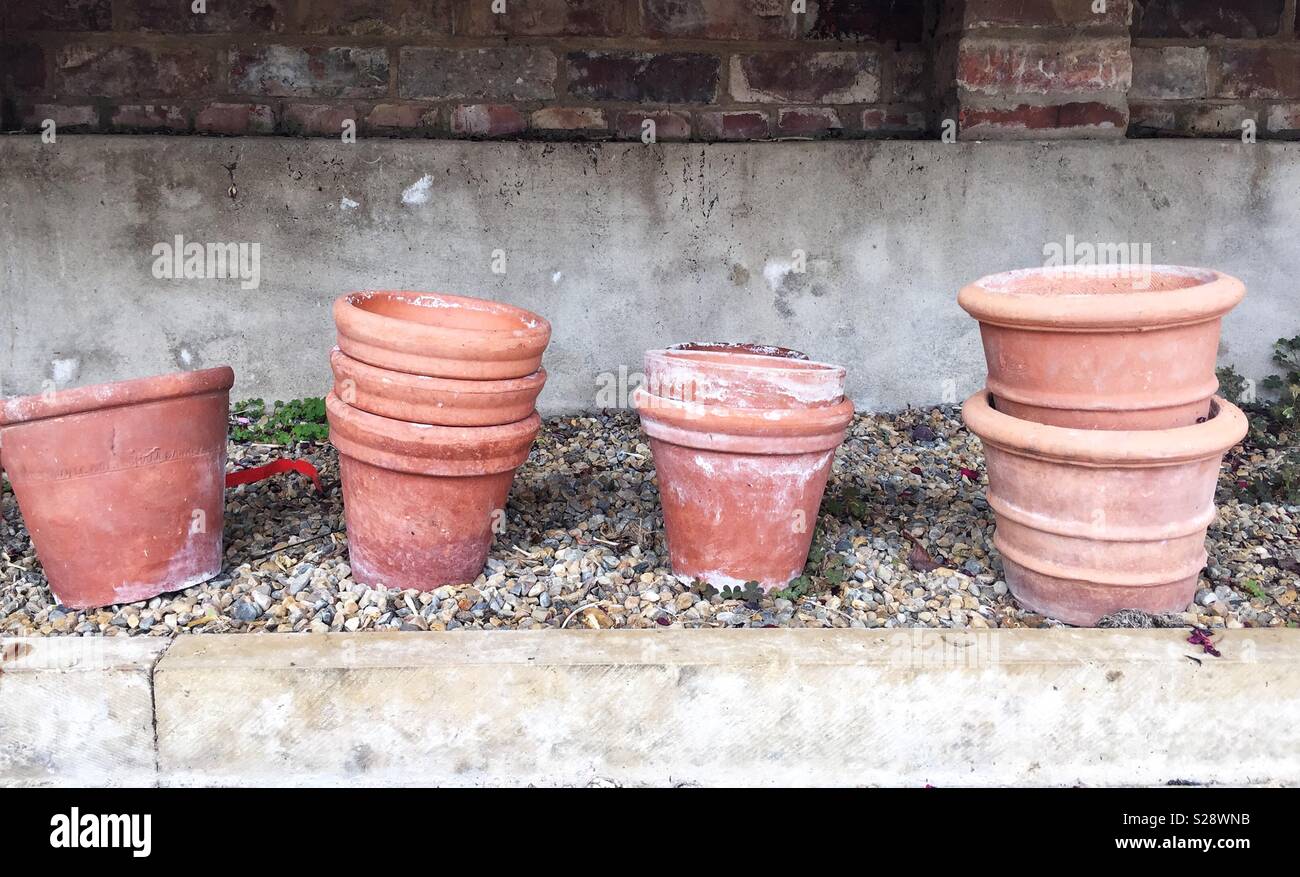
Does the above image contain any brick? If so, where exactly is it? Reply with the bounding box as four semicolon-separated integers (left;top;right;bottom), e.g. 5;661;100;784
775;107;842;136
1134;0;1283;38
365;104;436;130
614;110;691;140
1215;46;1300;100
959;100;1127;138
1266;104;1300;137
230;46;388;98
5;42;47;91
530;107;608;134
640;0;797;39
10;0;111;31
298;0;451;35
110;104;189;131
1185;104;1258;136
116;0;290;32
465;0;623;36
962;0;1131;29
806;0;925;42
1131;46;1207;100
567;52;719;103
282;103;359;136
195;103;275;134
732;51;879;103
861;107;927;133
55;44;213;97
697;110;769;140
893;51;928;102
400;48;556;101
958;40;1131;96
22;103;98;129
451;104;526;137
1127;102;1177;136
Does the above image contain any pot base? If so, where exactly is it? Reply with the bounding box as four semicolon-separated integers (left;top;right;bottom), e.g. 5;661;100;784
1003;558;1199;627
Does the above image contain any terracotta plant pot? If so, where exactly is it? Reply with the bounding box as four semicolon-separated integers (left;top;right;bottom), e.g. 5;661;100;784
0;367;234;609
958;265;1245;430
962;391;1247;626
330;348;545;427
326;392;540;589
334;291;551;380
633;349;853;590
644;348;846;409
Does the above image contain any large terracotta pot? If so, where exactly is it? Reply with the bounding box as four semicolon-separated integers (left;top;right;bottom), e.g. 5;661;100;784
330;348;545;427
0;367;234;609
633;348;853;590
326;392;540;590
643;348;845;409
958;265;1245;430
962;391;1247;626
334;291;551;380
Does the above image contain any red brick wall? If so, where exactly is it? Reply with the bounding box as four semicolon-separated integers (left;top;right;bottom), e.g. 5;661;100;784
0;0;936;139
2;1;1296;140
1129;0;1300;138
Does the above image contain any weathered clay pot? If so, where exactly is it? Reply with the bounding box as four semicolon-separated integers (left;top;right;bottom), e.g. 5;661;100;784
326;392;539;590
643;348;845;410
962;391;1247;626
632;347;853;589
0;367;234;609
334;291;550;380
958;266;1245;430
330;348;545;427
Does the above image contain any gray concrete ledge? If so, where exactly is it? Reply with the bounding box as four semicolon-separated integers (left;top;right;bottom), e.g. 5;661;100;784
3;629;1298;787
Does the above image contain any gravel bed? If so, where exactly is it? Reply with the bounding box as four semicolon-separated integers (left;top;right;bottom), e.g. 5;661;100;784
2;408;1297;637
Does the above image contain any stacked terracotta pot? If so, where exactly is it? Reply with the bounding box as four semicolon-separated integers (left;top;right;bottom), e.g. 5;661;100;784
958;265;1248;625
632;343;854;590
328;291;550;590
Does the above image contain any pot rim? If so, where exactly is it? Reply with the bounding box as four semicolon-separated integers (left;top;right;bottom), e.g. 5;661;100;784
326;392;539;475
334;290;550;339
632;386;853;454
329;347;546;394
666;341;810;360
957;265;1245;331
0;366;235;427
962;391;1247;466
646;348;846;382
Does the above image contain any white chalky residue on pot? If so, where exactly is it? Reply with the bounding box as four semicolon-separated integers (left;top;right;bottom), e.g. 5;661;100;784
340;197;359;211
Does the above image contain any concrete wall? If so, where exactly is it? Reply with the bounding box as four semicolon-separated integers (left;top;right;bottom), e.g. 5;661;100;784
0;136;1297;413
5;629;1299;787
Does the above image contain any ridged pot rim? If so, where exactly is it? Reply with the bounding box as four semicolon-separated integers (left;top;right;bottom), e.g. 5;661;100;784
333;290;551;351
325;392;539;476
643;348;847;408
962;391;1247;467
666;341;810;360
329;347;547;394
0;366;235;427
957;265;1245;331
632;386;853;454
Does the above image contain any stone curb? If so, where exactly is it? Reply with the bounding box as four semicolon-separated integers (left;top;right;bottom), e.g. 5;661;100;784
3;629;1297;786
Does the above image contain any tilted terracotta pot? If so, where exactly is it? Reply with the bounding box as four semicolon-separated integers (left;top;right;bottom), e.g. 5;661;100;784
0;367;234;609
958;266;1245;430
643;348;845;410
334;291;551;380
330;348;545;427
326;392;540;590
633;349;853;590
962;391;1247;626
